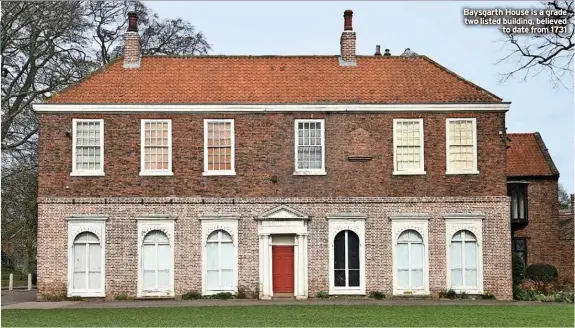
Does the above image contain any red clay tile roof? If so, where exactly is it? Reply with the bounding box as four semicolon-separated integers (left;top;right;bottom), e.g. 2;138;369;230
507;133;559;177
47;55;503;104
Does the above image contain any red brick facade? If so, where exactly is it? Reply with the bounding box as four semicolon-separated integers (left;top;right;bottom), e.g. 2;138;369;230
38;112;507;198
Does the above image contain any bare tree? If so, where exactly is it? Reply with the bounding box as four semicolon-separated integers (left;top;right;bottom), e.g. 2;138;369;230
497;1;574;88
1;1;211;274
1;2;95;152
559;183;572;209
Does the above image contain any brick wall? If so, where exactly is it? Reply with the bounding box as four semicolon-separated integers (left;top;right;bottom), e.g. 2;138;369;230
511;177;574;281
37;196;512;300
38;111;507;198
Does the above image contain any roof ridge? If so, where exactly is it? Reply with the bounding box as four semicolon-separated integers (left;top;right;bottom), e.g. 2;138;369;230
420;55;502;102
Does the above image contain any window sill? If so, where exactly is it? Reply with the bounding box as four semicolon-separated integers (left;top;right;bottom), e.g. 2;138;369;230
393;171;427;176
70;171;105;177
393;289;429;296
293;170;327;176
139;171;174;176
329;287;365;295
68;290;105;298
202;171;236;176
203;289;236;295
445;170;480;175
450;288;483;294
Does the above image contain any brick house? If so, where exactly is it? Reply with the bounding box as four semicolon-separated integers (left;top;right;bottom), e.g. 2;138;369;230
34;10;515;300
506;133;574;281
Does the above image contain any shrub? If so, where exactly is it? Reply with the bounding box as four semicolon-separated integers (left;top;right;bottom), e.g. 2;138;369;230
42;293;66;301
481;290;496;300
66;296;83;301
114;294;128;301
211;292;233;300
182;291;202;300
526;264;558;283
446;289;457;299
235;286;249;299
368;291;386;300
512;253;526;285
315;291;329;299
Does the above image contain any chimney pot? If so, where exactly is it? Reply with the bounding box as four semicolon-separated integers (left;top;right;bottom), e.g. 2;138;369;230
383;49;391;56
127;12;138;32
374;45;381;56
343;10;353;31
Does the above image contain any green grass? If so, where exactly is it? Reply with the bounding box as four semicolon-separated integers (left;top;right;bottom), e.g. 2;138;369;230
2;304;574;327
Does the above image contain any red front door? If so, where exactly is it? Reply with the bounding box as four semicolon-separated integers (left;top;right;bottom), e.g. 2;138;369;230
272;246;294;293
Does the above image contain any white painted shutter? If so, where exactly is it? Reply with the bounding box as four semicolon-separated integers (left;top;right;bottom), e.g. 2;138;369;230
73;244;87;289
465;241;478;287
88;243;102;289
450;241;463;287
396;243;409;288
220;242;234;290
410;243;424;288
157;244;171;290
206;243;219;290
142;244;156;290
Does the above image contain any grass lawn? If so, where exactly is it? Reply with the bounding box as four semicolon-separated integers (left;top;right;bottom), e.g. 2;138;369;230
2;304;574;327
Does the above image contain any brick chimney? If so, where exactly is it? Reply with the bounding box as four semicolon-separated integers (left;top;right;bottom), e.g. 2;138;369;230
340;10;356;65
123;12;141;69
374;45;381;56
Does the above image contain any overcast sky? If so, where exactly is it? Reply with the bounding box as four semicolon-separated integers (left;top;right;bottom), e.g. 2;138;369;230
147;1;574;193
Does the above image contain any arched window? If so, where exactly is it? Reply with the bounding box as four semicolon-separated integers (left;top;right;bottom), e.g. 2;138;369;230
334;230;360;287
73;232;102;290
142;230;171;291
396;230;424;289
205;230;235;291
450;230;478;288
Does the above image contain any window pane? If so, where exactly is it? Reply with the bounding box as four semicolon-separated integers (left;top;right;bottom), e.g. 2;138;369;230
410;243;424;270
157;244;171;271
465;269;477;288
451;268;463;288
220;243;234;270
397;269;409;288
347;231;360;270
142;244;156;270
207;270;219;290
348;269;360;287
206;243;219;270
88;244;101;289
221;269;234;290
143;270;155;290
74;272;86;290
396;244;409;270
334;270;346;287
411;269;424;288
334;232;346;270
450;241;462;270
464;242;477;270
157;269;170;290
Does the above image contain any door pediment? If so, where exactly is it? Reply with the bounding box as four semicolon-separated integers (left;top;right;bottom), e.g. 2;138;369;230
257;205;310;221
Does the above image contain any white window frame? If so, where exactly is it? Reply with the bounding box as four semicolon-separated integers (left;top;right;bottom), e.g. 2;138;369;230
445;118;479;175
327;215;366;295
393;118;426;175
139;119;173;176
294;119;326;175
200;216;239;295
136;218;175;298
444;216;484;294
66;217;107;297
203;119;236;176
391;216;429;295
71;119;105;176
